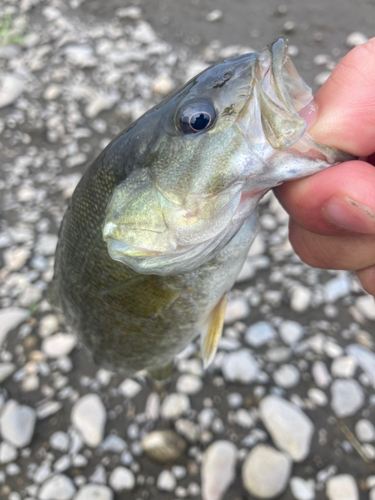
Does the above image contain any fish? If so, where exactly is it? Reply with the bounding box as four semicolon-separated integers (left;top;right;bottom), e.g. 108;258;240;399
52;37;351;379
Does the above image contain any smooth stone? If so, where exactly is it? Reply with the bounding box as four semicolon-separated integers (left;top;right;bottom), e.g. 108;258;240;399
39;315;59;337
0;308;29;347
347;344;375;388
176;374;203;395
109;467;135;491
224;298;250;323
71;394;106;447
290;286;311;313
242;444;292;499
50;432;70;452
0;400;36;448
201;441;237;500
0;362;16;383
175;419;200;442
152;74;174;95
161;393;190;420
0;441;18;463
331;379;364;418
308;388;328;407
331;356;357;378
312;361;332;388
42;333;76;358
356;295;375;320
326;474;359;500
157;470;176;491
259;395;314;462
0;73;24;108
3;246;30;270
273;364;300;388
324;275;351;302
346;32;369;47
38;474;76;500
145;392;160;420
118;378;142;398
290;477;315;500
101;435;127;453
221;349;258;384
35;234;58;256
73;484;113;500
355;419;375;442
245;322;277;347
278;320;304;345
142;430;186;463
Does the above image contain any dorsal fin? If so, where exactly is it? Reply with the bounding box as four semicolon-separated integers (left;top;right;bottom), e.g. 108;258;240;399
201;294;228;369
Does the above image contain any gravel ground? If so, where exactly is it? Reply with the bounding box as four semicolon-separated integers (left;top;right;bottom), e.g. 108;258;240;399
0;1;375;500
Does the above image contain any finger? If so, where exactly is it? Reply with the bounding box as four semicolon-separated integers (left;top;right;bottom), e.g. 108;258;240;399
356;266;375;296
275;161;375;236
299;37;375;156
288;219;375;271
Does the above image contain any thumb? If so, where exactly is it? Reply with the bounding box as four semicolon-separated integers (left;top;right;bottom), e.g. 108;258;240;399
300;37;375;157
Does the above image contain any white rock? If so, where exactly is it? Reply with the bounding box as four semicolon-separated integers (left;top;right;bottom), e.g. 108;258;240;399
221;349;258;384
176;374;203;395
370;487;375;500
152;74;174;95
324;275;351;302
89;466;106;485
206;9;223;22
0;441;18;463
118;378;142;398
347;344;375;388
37;401;63;420
242;444;292;498
245;322;276;347
259;395;314;462
71;394;106;447
307;388;328;406
201;441;237;500
290;477;315;500
145;392;160;420
312;361;332;388
224;297;250;323
161;393;190;420
44;84;61;101
0;400;36;448
50;432;70;452
273;364;300;388
39;315;59;337
101;435;127;453
331;379;364;418
346;32;368;47
39;474;76;500
326;474;359;500
278;320;304;345
314;71;332;86
356;295;375;320
109;467;135;491
3;246;30;270
0;308;29;347
290;286;311;313
74;484;113;500
157;470;176;492
331;356;357;378
0;362;16;383
65;46;97;67
0;73;24;108
116;6;142;19
355;419;375;442
132;22;157;44
35;234;58;256
42;333;77;358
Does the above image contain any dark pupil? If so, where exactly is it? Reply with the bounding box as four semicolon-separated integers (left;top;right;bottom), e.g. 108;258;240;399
190;112;210;131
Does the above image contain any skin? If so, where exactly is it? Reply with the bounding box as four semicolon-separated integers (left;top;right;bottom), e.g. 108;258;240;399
275;37;375;296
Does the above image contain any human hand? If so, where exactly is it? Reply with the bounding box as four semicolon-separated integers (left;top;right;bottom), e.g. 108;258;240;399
275;37;375;296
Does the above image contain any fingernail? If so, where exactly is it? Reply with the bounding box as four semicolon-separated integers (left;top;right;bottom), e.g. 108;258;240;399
298;100;318;130
323;197;375;234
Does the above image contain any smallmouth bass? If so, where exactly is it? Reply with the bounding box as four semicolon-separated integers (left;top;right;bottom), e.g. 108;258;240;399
52;38;351;379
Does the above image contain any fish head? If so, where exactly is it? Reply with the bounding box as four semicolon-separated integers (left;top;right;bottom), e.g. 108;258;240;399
103;37;352;275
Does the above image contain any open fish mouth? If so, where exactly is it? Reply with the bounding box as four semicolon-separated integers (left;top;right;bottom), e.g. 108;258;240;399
102;37;352;277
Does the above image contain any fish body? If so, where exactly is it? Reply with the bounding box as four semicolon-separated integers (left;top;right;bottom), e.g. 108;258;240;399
53;38;351;377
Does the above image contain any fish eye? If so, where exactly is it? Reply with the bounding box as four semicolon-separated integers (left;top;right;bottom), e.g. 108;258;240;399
178;101;216;134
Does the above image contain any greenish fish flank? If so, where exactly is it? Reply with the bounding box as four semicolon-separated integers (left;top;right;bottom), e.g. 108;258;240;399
52;37;352;379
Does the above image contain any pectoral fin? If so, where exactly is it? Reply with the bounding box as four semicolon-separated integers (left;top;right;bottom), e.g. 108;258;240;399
201;294;228;369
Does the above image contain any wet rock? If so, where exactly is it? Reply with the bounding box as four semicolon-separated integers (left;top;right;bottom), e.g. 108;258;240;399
36;401;63;420
38;474;76;500
118;378;142;398
245;321;276;347
161;393;190;420
71;394;106;447
273;364;300;388
0;441;18;464
290;286;311;313
157;470;176;491
50;432;70;452
312;361;332;388
101;435;127;453
331;356;356;378
201;441;237;500
176;374;203;395
331;379;364;418
142;430;186;463
259;395;314;462
0;400;36;448
326;474;359;500
290;477;315;500
242;444;292;499
221;349;258;384
74;484;113;500
278;320;304;345
109;467;135;491
224;297;250;323
355;419;375;442
0;308;29;347
42;333;76;358
0;73;24;108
